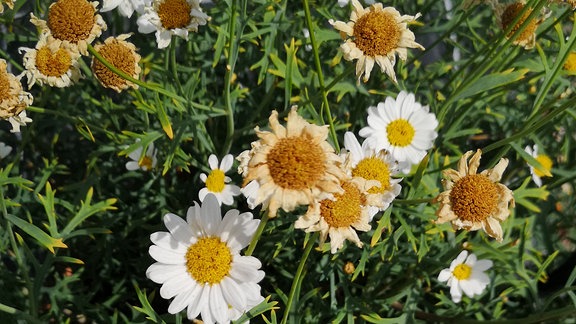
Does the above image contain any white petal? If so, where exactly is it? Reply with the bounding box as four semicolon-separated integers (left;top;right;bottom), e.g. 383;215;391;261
199;194;222;236
148;245;185;264
146;263;187;283
449;281;463;303
150;232;188;253
163;213;195;245
438;268;452;282
168;285;197;314
209;284;229;324
159;271;195;299
156;30;172;49
188;284;209;320
137;14;156;34
220;154;234;172
229;256;264;282
474;259;493;272
208;154;219;170
221;276;247;311
125;161;140;171
450;251;468;270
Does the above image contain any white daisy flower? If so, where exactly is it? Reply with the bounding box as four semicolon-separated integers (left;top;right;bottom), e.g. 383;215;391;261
524;144;553;187
341;131;402;220
438;250;493;303
359;91;438;173
100;0;150;18
146;194;265;323
0;142;12;159
137;0;210;49
125;139;157;171
7;111;33;133
199;154;241;206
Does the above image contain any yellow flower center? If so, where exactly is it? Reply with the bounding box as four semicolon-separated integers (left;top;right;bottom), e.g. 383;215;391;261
266;135;327;190
158;0;192;30
47;0;96;43
35;46;72;77
206;169;226;193
352;157;391;194
320;181;364;228
0;68;10;101
534;154;553;178
449;174;499;223
139;156;154;171
353;10;401;57
386;119;415;147
185;237;232;285
501;3;537;43
92;39;137;89
453;263;472;280
563;52;576;72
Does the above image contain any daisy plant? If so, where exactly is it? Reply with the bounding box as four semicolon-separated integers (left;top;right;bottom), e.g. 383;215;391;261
438;250;493;303
198;154;241;206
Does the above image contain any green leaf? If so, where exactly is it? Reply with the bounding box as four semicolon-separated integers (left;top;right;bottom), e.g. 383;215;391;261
6;214;67;254
132;287;166;324
513;177;550;213
453;68;529;101
61;188;117;237
234;296;278;324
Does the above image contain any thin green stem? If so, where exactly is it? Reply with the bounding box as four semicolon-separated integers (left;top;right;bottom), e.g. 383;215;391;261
87;44;186;103
245;210;269;256
281;232;319;324
302;0;339;150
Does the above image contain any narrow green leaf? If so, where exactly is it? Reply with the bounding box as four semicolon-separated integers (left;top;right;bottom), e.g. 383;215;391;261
6;214;67;253
452;68;529;101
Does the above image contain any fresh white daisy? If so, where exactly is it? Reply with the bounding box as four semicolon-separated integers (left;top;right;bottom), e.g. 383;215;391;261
524;144;553;187
0;142;12;159
100;0;150;18
359;91;438;173
137;0;210;49
125;139;157;171
146;194;265;323
7;111;33;133
438;250;493;303
199;154;241;206
341;131;402;219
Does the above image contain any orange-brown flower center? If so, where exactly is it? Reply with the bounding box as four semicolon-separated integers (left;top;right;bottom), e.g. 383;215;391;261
266;135;327;190
449;174;499;222
158;0;192;30
92;39;137;90
48;0;96;43
353;10;401;57
321;181;364;228
501;3;537;43
0;68;10;101
35;46;72;77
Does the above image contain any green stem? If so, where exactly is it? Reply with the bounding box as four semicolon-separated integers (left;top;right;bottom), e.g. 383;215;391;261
302;0;339;150
281;232;319;324
245;210;269;256
87;44;185;103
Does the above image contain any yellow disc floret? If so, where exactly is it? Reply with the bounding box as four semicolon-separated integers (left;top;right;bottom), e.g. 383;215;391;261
386;119;415;147
35;46;72;77
158;0;192;29
321;182;364;228
534;154;553;178
206;169;226;193
453;263;472;280
352;157;391;193
353;10;401;57
501;3;537;43
47;0;96;43
564;52;576;72
185;237;232;285
449;174;499;223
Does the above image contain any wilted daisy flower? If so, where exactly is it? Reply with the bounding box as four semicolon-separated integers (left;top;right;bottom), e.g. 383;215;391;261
359;91;438;173
0;59;33;123
199;154;241;206
146;194;265;322
341;131;402;219
0;0;14;13
125;139;157;171
91;34;141;93
435;150;515;242
30;0;107;56
19;36;82;89
238;107;346;218
7;111;33;133
0;142;12;159
330;0;424;83
524;144;553;187
438;250;493;303
295;177;381;253
100;0;150;18
137;0;210;49
493;0;543;50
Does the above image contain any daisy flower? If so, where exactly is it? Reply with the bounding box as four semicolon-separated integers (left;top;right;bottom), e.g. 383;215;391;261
359;91;438;173
295;177;381;253
492;0;543;50
30;0;107;56
0;59;33;122
91;34;141;93
100;0;150;18
146;194;265;323
19;36;82;89
0;0;14;13
524;144;553;187
7;111;33;133
0;142;12;159
434;149;515;242
125;139;157;171
330;0;424;83
438;250;493;303
137;0;210;49
199;154;241;206
238;107;346;218
341;131;402;219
